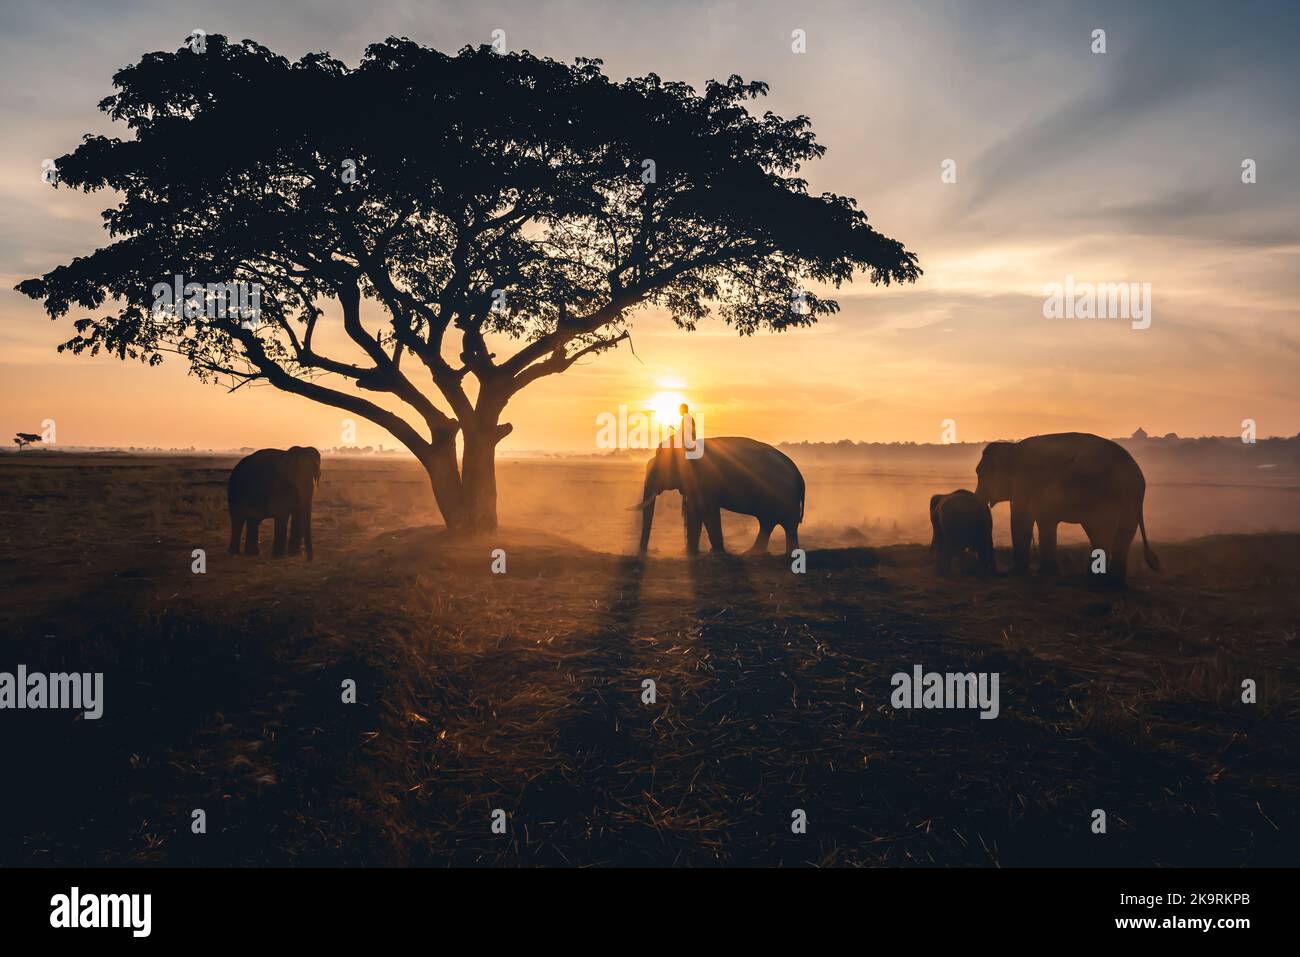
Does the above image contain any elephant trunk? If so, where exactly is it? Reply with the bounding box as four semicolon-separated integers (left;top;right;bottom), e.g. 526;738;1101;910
638;497;656;552
302;497;313;561
637;471;659;552
288;488;315;561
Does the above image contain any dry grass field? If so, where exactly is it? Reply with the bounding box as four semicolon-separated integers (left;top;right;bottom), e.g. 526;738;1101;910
1;450;1297;866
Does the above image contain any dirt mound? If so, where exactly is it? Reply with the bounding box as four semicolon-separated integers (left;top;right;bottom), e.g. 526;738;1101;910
371;524;592;560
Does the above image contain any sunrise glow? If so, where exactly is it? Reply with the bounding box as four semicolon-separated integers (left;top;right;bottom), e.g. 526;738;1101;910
646;390;689;428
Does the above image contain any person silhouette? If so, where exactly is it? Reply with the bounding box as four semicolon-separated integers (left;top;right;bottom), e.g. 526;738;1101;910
678;402;696;452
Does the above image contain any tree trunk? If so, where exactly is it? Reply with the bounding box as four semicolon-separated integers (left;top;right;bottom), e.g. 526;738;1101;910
419;433;470;532
461;425;501;533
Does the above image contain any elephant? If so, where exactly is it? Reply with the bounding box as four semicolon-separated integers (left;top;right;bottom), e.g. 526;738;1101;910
227;446;321;559
929;489;996;576
974;432;1158;584
632;436;805;555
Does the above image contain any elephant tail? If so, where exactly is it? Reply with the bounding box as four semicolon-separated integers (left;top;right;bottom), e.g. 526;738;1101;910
798;473;806;523
1138;505;1160;571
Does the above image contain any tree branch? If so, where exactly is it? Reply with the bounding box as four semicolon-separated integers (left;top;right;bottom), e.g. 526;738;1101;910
510;329;631;393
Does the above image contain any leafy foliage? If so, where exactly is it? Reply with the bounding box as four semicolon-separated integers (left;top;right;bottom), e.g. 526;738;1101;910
18;34;919;526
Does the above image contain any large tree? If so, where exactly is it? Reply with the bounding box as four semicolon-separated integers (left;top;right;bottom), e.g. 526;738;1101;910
19;35;919;532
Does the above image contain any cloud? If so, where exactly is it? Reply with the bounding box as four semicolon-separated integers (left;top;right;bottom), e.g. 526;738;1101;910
2;0;1298;447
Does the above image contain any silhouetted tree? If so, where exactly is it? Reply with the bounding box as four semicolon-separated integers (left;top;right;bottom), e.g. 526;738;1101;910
18;35;919;532
13;433;42;450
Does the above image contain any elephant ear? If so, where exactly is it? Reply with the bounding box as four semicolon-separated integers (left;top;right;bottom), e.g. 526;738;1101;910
977;441;1009;471
286;446;320;485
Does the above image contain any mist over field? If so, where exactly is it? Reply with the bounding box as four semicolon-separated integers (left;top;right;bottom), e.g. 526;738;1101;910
9;436;1297;559
358;438;1300;556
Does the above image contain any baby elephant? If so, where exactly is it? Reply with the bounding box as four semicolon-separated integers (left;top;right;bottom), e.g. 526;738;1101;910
929;489;996;577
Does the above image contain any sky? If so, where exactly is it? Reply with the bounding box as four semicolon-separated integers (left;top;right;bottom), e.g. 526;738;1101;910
2;0;1297;452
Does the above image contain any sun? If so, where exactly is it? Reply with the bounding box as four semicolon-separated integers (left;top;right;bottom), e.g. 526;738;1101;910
647;390;688;426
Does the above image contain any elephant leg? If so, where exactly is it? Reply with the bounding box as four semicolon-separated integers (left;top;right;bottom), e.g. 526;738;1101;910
228;513;242;556
287;510;302;555
1083;509;1121;583
781;520;799;554
1037;520;1059;575
1109;514;1139;585
272;516;288;557
979;546;997;577
703;508;725;553
244;519;261;556
979;536;997;577
684;503;703;556
748;519;775;555
1010;503;1033;574
1081;517;1105;580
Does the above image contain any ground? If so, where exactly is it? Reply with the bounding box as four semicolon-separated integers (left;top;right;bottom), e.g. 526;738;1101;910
1;452;1297;866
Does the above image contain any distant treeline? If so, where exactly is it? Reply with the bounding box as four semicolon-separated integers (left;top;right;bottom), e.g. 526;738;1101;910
777;434;1300;469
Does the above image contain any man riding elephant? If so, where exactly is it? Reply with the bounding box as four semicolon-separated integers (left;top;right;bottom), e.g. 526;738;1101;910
633;436;804;555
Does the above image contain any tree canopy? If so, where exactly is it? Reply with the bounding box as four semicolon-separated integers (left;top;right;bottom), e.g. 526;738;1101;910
18;34;920;530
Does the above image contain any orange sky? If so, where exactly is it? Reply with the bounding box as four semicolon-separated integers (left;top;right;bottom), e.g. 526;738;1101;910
3;1;1297;452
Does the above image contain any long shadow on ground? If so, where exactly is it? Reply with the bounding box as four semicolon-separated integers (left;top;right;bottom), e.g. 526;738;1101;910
5;535;1297;866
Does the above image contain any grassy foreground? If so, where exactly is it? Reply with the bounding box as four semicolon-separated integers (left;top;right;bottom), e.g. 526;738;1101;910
2;454;1297;866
